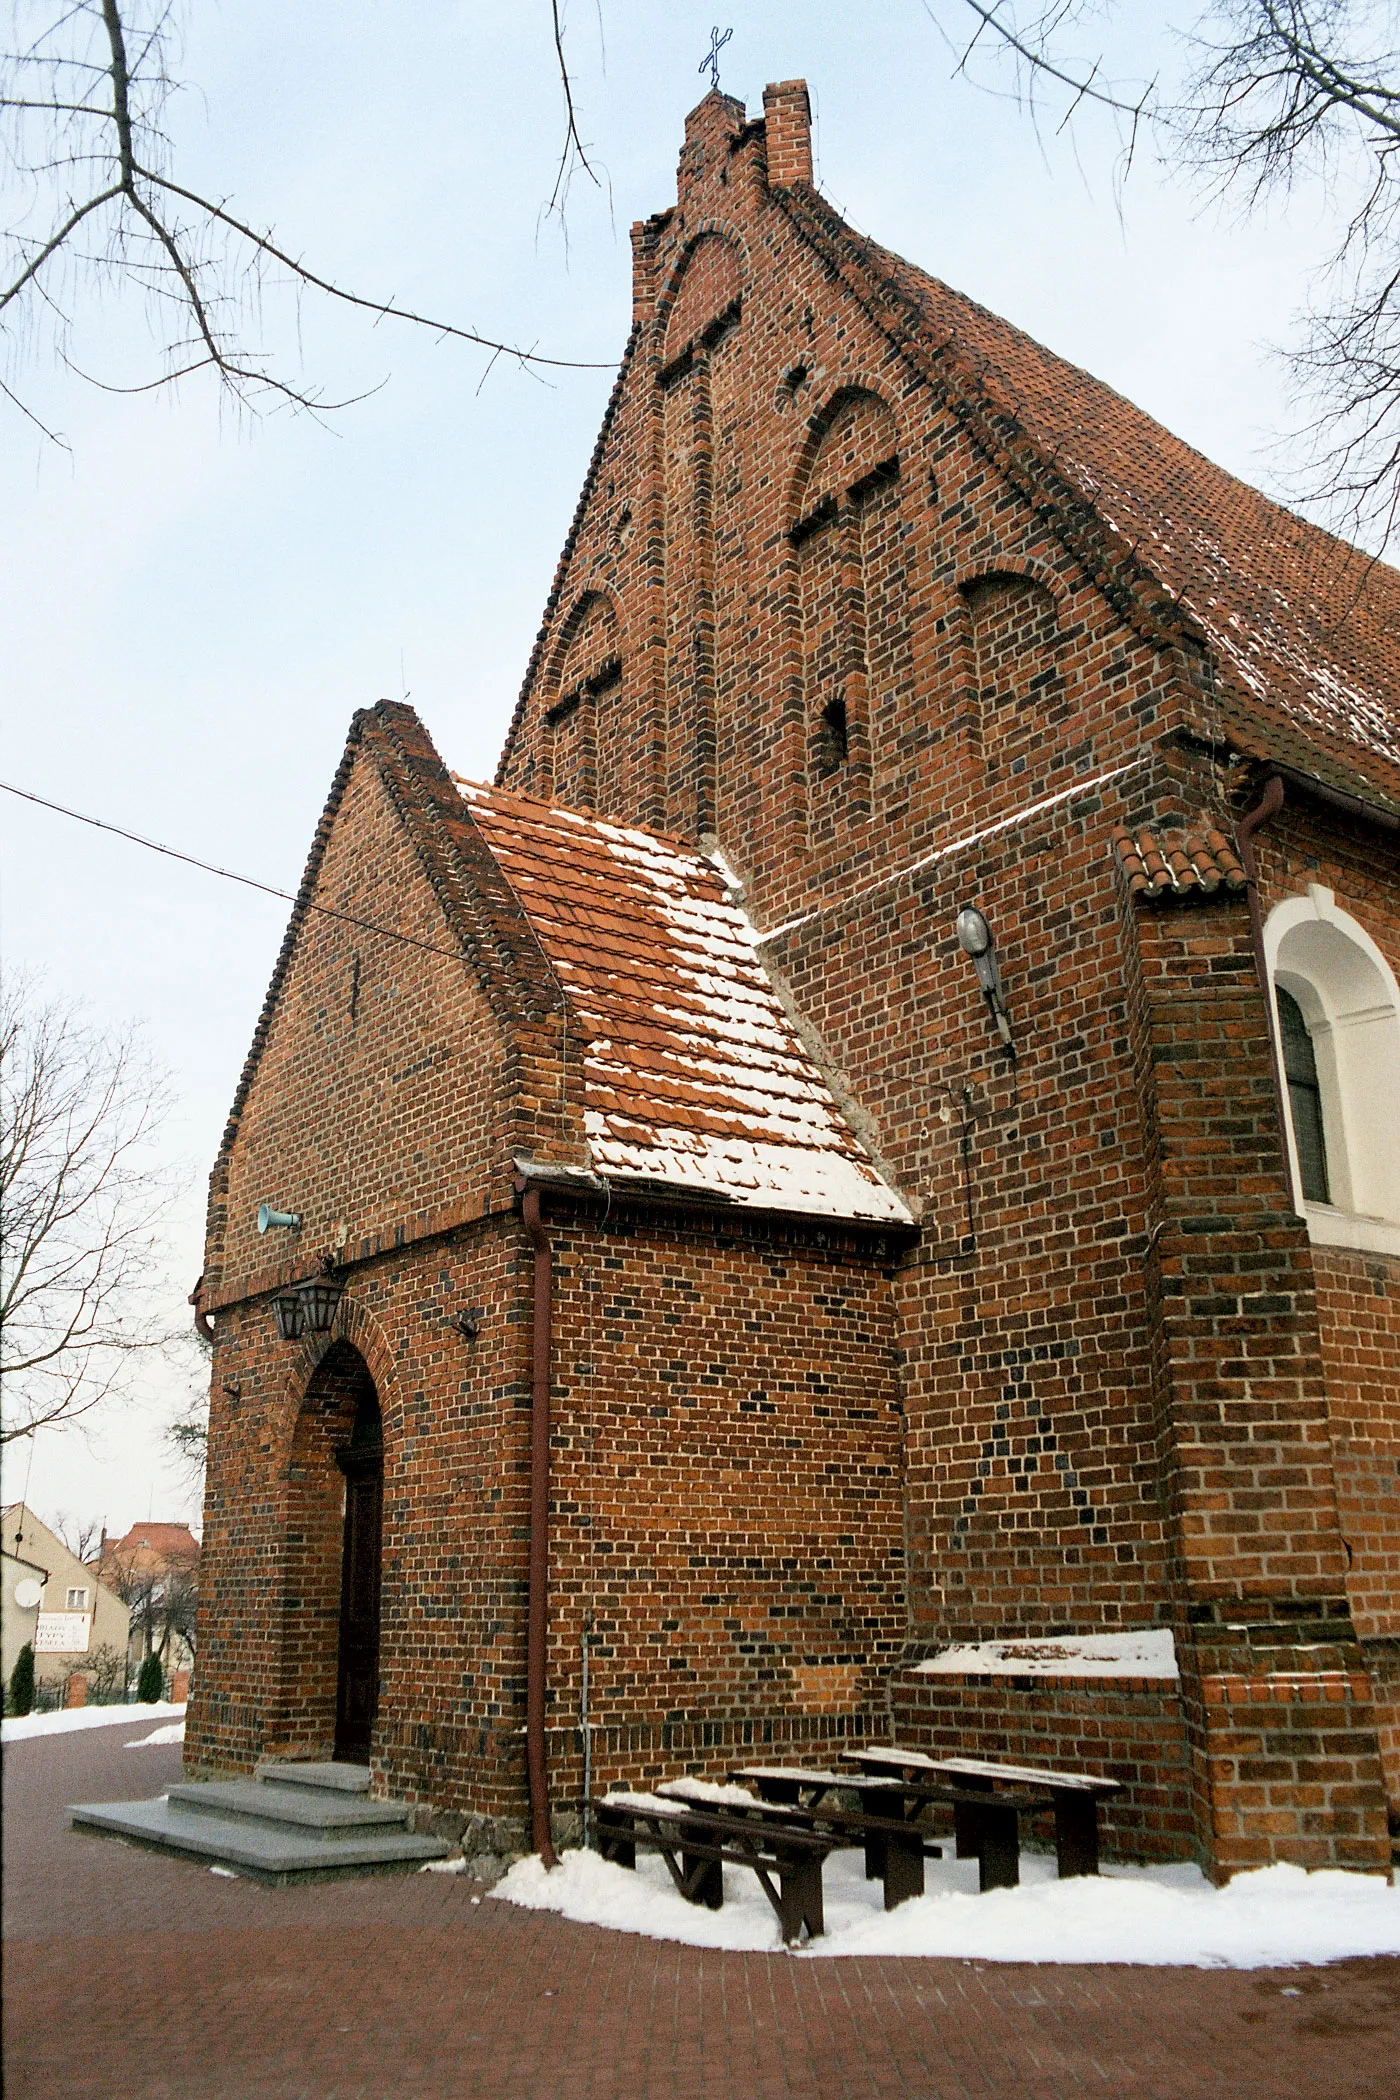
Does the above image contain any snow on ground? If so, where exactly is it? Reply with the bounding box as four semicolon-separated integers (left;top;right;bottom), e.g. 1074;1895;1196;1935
494;1846;1400;1967
917;1629;1178;1678
1;1702;185;1744
125;1720;185;1747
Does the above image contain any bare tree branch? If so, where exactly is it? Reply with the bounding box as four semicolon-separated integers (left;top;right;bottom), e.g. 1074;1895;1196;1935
546;0;602;220
0;973;184;1445
1;0;616;438
933;0;1400;546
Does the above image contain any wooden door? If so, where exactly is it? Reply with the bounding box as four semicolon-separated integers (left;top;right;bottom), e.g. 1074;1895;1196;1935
333;1444;382;1762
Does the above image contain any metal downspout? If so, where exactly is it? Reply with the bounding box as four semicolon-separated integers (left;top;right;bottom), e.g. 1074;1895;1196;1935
520;1185;558;1868
1236;775;1296;1211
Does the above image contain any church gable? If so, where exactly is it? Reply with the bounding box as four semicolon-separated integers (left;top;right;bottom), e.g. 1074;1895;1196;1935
499;74;1399;945
494;80;1190;919
206;706;578;1305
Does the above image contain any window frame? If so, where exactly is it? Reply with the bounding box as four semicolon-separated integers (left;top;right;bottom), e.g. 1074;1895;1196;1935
1264;884;1400;1256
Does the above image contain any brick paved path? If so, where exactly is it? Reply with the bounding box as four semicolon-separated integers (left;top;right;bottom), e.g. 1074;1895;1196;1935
4;1730;1397;2099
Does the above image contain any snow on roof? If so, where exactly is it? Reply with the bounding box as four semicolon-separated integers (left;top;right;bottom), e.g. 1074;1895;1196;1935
456;780;911;1224
789;194;1400;815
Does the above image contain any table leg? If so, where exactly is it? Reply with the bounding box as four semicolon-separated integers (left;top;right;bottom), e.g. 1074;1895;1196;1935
882;1828;925;1910
1054;1792;1100;1878
976;1804;1020;1892
678;1818;724;1908
597;1808;635;1869
953;1798;982;1859
776;1847;825;1944
855;1787;888;1880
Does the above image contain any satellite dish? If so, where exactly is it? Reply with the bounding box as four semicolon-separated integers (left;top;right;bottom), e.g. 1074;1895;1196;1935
14;1578;42;1609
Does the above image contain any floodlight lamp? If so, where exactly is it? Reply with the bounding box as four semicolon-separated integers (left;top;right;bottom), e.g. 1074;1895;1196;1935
956;906;992;958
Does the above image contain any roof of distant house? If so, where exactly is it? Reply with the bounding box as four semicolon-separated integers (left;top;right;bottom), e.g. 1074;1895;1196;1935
103;1523;200;1567
457;779;912;1225
777;189;1400;819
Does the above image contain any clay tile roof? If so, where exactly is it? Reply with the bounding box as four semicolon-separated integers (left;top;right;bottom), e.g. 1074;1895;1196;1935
1112;823;1247;902
782;193;1400;817
455;780;911;1225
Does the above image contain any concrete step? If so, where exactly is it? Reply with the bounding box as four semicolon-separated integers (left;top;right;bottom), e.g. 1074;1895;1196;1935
68;1793;452;1885
166;1779;412;1835
256;1760;370;1794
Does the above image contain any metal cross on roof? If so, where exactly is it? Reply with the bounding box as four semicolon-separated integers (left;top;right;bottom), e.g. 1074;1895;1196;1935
698;25;732;93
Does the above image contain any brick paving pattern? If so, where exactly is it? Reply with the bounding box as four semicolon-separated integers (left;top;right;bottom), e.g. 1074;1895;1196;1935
5;1731;1397;2098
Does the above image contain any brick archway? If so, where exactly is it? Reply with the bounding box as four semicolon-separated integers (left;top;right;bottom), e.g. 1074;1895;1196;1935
266;1322;389;1762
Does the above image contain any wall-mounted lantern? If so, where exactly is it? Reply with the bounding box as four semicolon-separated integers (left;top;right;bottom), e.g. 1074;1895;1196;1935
298;1267;345;1334
955;905;1014;1051
271;1287;304;1342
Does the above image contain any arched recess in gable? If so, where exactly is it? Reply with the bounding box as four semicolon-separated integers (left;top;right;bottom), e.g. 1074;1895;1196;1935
659;232;743;371
656;233;744;838
541;590;622;814
956;564;1064;780
786;388;905;847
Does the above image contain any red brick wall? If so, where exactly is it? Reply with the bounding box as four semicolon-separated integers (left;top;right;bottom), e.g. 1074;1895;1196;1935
1315;1247;1400;1644
894;1669;1194;1863
486;93;1397;1869
190;1195;908;1826
536;1203;907;1813
188;1226;530;1803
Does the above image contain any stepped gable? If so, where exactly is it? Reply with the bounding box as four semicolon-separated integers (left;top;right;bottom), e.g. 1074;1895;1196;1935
1112;822;1248;903
779;188;1400;818
455;779;911;1224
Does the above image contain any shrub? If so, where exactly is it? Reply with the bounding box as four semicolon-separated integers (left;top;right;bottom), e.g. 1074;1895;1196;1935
8;1643;35;1717
136;1653;164;1703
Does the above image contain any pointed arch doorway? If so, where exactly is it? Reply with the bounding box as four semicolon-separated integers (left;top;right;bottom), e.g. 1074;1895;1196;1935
288;1340;384;1765
334;1375;383;1761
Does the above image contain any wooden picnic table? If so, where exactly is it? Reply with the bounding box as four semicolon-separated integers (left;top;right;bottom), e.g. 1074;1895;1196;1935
595;1790;834;1944
845;1746;1123;1879
728;1764;952;1907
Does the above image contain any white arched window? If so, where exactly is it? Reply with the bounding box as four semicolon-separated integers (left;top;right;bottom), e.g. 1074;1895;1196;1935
1264;884;1400;1255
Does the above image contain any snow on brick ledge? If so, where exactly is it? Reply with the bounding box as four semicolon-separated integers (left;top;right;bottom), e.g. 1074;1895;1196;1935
915;1630;1179;1679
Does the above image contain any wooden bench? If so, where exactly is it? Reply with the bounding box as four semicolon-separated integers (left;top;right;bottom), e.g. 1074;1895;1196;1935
727;1764;945;1910
928;1756;1123;1879
594;1791;837;1944
847;1747;1123;1880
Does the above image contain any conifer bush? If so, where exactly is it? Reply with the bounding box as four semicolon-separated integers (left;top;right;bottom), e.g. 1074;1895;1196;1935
8;1642;36;1717
136;1653;164;1703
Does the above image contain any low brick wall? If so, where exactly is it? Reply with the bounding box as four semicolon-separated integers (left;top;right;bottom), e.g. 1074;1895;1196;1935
892;1669;1195;1864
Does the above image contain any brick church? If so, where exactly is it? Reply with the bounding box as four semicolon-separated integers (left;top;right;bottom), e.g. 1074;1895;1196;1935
188;82;1400;1879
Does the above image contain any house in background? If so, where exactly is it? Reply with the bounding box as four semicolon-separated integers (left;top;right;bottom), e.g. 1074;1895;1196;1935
2;1505;129;1701
99;1522;200;1693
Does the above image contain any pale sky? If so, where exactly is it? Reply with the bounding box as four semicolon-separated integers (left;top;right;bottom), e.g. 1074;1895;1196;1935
0;0;1352;1536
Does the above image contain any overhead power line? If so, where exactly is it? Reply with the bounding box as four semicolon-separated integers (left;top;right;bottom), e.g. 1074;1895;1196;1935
0;777;461;963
